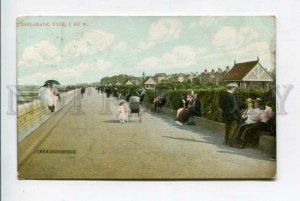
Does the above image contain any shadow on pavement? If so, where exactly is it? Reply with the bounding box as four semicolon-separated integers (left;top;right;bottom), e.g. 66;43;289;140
162;136;208;144
217;150;274;161
103;120;120;123
147;110;274;161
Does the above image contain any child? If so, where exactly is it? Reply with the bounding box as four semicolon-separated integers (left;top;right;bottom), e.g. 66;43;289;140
118;100;127;123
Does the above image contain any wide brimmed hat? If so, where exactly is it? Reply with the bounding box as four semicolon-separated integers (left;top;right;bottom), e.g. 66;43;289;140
227;82;238;88
253;98;262;102
119;99;126;105
245;98;253;103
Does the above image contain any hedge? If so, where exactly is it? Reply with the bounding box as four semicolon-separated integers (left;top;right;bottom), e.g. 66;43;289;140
144;87;276;123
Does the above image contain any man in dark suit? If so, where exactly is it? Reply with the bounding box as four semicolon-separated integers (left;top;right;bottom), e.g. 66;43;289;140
218;83;241;146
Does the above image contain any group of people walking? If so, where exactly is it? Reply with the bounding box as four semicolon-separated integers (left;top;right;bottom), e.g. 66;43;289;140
218;83;274;149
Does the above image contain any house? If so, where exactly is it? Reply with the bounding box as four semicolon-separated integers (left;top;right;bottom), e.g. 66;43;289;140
222;58;273;90
199;69;209;84
131;79;140;85
214;68;225;85
173;73;185;82
143;77;157;89
123;79;133;85
114;81;121;86
186;72;197;82
153;73;169;83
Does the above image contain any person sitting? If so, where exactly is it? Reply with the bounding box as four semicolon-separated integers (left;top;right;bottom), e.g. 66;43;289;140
233;98;262;146
177;94;192;117
176;94;201;125
153;96;161;112
153;95;166;113
175;105;193;125
191;94;201;117
236;100;274;148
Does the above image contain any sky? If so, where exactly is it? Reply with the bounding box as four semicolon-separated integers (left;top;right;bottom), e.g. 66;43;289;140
17;16;275;85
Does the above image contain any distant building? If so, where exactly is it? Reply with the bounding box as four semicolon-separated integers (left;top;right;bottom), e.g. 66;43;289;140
153;73;169;83
114;81;121;86
223;58;273;90
199;69;209;84
143;77;157;89
186;72;197;82
124;80;133;85
173;73;185;82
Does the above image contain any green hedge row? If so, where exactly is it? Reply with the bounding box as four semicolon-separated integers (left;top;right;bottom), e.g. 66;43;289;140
145;87;276;122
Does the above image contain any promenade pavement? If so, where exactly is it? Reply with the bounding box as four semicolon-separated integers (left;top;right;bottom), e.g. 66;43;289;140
18;88;276;179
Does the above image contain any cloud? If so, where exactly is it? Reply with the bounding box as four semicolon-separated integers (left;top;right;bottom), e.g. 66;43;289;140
63;29;114;57
190;17;227;28
136;57;160;70
18;40;62;68
162;45;197;67
197;47;208;55
135;18;182;52
136;45;202;73
212;26;259;51
135;41;155;52
148;18;182;42
114;42;128;51
18;59;111;85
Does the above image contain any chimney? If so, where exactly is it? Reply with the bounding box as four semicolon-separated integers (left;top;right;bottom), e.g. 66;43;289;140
234;60;236;65
257;57;259;62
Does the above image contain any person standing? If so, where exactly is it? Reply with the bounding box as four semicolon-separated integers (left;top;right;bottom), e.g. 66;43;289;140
106;87;111;98
118;100;128;123
218;83;241;146
38;83;53;113
49;84;59;112
80;87;86;98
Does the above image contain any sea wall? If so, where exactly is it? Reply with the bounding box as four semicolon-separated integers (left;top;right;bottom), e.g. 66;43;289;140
17;89;79;143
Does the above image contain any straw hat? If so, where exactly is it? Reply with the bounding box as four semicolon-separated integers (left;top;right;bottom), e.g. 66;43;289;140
227;82;238;88
245;98;253;103
119;99;126;105
253;98;262;102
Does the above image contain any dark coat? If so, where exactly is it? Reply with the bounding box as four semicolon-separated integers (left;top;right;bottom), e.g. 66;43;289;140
218;91;241;121
191;100;201;116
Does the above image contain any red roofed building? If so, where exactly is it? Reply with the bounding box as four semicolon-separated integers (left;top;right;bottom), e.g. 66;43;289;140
223;58;273;90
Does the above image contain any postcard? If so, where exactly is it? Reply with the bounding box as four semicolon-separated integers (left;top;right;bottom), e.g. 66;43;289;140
16;16;276;179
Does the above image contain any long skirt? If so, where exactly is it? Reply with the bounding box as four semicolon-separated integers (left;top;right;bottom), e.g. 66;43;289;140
240;122;269;146
176;108;192;123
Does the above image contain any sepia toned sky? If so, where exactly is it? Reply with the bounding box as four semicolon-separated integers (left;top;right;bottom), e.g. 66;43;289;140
17;16;275;85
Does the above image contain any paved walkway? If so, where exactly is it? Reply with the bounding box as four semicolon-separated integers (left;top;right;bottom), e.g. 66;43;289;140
18;88;276;179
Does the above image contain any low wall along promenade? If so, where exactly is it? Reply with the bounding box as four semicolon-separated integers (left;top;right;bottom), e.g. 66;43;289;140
17;89;79;143
17;89;81;166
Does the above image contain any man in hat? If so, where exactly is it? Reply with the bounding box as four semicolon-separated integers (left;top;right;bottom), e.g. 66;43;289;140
218;82;241;146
